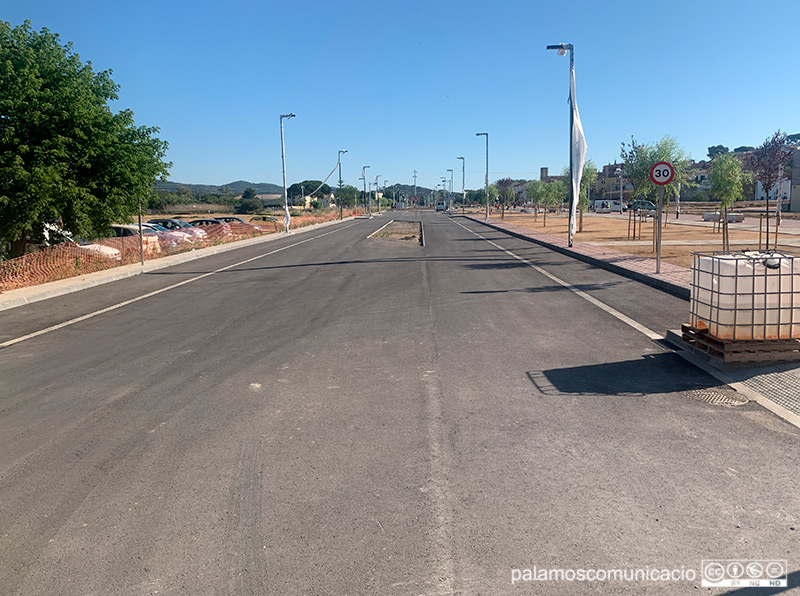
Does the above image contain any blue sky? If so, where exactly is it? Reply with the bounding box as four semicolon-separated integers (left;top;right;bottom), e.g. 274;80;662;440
6;0;799;192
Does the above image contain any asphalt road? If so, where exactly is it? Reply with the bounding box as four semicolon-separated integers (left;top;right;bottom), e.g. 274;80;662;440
1;212;797;595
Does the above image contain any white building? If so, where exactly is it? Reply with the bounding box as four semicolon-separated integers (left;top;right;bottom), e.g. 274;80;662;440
755;178;791;201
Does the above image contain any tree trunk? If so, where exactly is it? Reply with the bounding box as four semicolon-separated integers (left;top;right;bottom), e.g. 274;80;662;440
10;237;26;258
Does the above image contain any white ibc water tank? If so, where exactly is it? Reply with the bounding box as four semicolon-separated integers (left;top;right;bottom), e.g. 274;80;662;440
691;252;800;340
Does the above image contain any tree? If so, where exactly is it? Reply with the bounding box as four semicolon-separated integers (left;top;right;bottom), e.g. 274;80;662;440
707;145;729;159
733;146;755;153
709;153;750;250
287;180;331;202
0;21;170;256
578;161;598;231
495;178;514;216
787;133;800;145
620;135;692;211
526;180;546;208
745;131;795;247
241;187;257;201
336;185;360;208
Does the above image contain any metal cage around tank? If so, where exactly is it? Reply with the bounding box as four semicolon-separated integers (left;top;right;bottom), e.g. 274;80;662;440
690;251;800;341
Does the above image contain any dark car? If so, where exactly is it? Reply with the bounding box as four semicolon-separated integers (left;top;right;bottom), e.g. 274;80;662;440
628;200;656;215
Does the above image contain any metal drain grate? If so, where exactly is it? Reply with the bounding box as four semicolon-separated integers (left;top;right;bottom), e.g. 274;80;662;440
683;388;749;407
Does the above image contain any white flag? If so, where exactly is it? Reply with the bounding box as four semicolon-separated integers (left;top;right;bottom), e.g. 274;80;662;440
570;62;587;240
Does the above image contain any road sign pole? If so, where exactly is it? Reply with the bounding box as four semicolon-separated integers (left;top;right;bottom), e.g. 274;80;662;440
656;185;664;274
649;161;674;275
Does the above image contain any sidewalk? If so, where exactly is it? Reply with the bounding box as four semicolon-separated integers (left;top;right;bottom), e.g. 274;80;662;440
466;215;800;429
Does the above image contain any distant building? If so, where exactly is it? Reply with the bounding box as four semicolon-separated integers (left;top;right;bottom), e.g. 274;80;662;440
595;162;630;202
755;179;791;201
539;167;567;184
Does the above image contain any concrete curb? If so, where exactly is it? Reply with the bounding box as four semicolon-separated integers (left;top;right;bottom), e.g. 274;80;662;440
0;217;354;312
464;216;691;301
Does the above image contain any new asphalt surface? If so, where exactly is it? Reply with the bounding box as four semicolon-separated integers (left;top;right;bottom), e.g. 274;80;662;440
1;212;797;595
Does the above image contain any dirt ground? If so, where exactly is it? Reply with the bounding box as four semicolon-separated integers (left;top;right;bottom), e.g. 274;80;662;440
370;221;421;244
483;211;798;269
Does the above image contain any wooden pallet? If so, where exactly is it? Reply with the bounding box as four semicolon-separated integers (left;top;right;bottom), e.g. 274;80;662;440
681;324;800;363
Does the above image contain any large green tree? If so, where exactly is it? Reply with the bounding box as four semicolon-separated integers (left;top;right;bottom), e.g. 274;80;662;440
0;21;170;256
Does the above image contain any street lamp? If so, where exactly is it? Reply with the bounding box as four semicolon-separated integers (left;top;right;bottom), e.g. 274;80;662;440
476;133;489;222
457;157;465;214
447;168;454;212
615;168;623;210
362;165;370;217
338;149;347;220
546;42;583;247
280;113;295;232
375;175;381;215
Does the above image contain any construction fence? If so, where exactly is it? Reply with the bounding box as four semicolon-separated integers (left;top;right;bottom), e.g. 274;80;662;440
0;212;352;292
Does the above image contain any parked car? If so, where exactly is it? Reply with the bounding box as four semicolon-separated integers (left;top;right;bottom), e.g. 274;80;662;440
110;224;162;253
141;222;194;246
627;200;656;216
187;219;234;237
147;218;208;241
68;239;121;261
249;215;280;231
214;216;262;234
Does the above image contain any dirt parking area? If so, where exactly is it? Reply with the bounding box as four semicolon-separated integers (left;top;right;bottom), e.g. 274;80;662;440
490;212;799;269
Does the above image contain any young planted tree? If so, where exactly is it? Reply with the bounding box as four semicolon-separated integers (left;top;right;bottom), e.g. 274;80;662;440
620;135;692;223
0;21;170;256
745;131;794;248
708;153;750;250
578;160;598;232
495;178;514;218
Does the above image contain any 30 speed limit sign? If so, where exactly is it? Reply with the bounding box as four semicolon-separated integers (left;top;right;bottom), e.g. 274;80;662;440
649;161;674;185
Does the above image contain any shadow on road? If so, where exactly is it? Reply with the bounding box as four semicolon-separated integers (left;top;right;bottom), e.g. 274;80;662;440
528;353;721;396
463;281;623;295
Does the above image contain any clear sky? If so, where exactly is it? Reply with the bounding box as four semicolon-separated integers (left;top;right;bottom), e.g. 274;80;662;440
6;0;799;192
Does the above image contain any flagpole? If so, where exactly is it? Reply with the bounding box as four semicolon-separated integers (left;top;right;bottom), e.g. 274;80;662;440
279;113;295;232
568;46;575;247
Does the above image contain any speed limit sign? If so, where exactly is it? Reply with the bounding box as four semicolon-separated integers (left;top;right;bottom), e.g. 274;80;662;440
649;161;675;185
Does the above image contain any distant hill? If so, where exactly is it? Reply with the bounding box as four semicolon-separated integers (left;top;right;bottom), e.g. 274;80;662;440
155;180;283;195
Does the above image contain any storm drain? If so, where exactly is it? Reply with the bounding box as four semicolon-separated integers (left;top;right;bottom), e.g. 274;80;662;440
682;387;749;407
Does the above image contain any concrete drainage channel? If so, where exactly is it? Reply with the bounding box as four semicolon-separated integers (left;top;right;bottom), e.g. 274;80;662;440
367;220;424;246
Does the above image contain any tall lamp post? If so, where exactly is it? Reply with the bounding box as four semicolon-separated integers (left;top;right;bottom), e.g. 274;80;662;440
280;113;296;232
375;175;381;215
457;156;465;214
615;167;623;210
338;149;347;220
362;165;370;217
447;168;454;212
476;133;489;222
546;42;585;248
